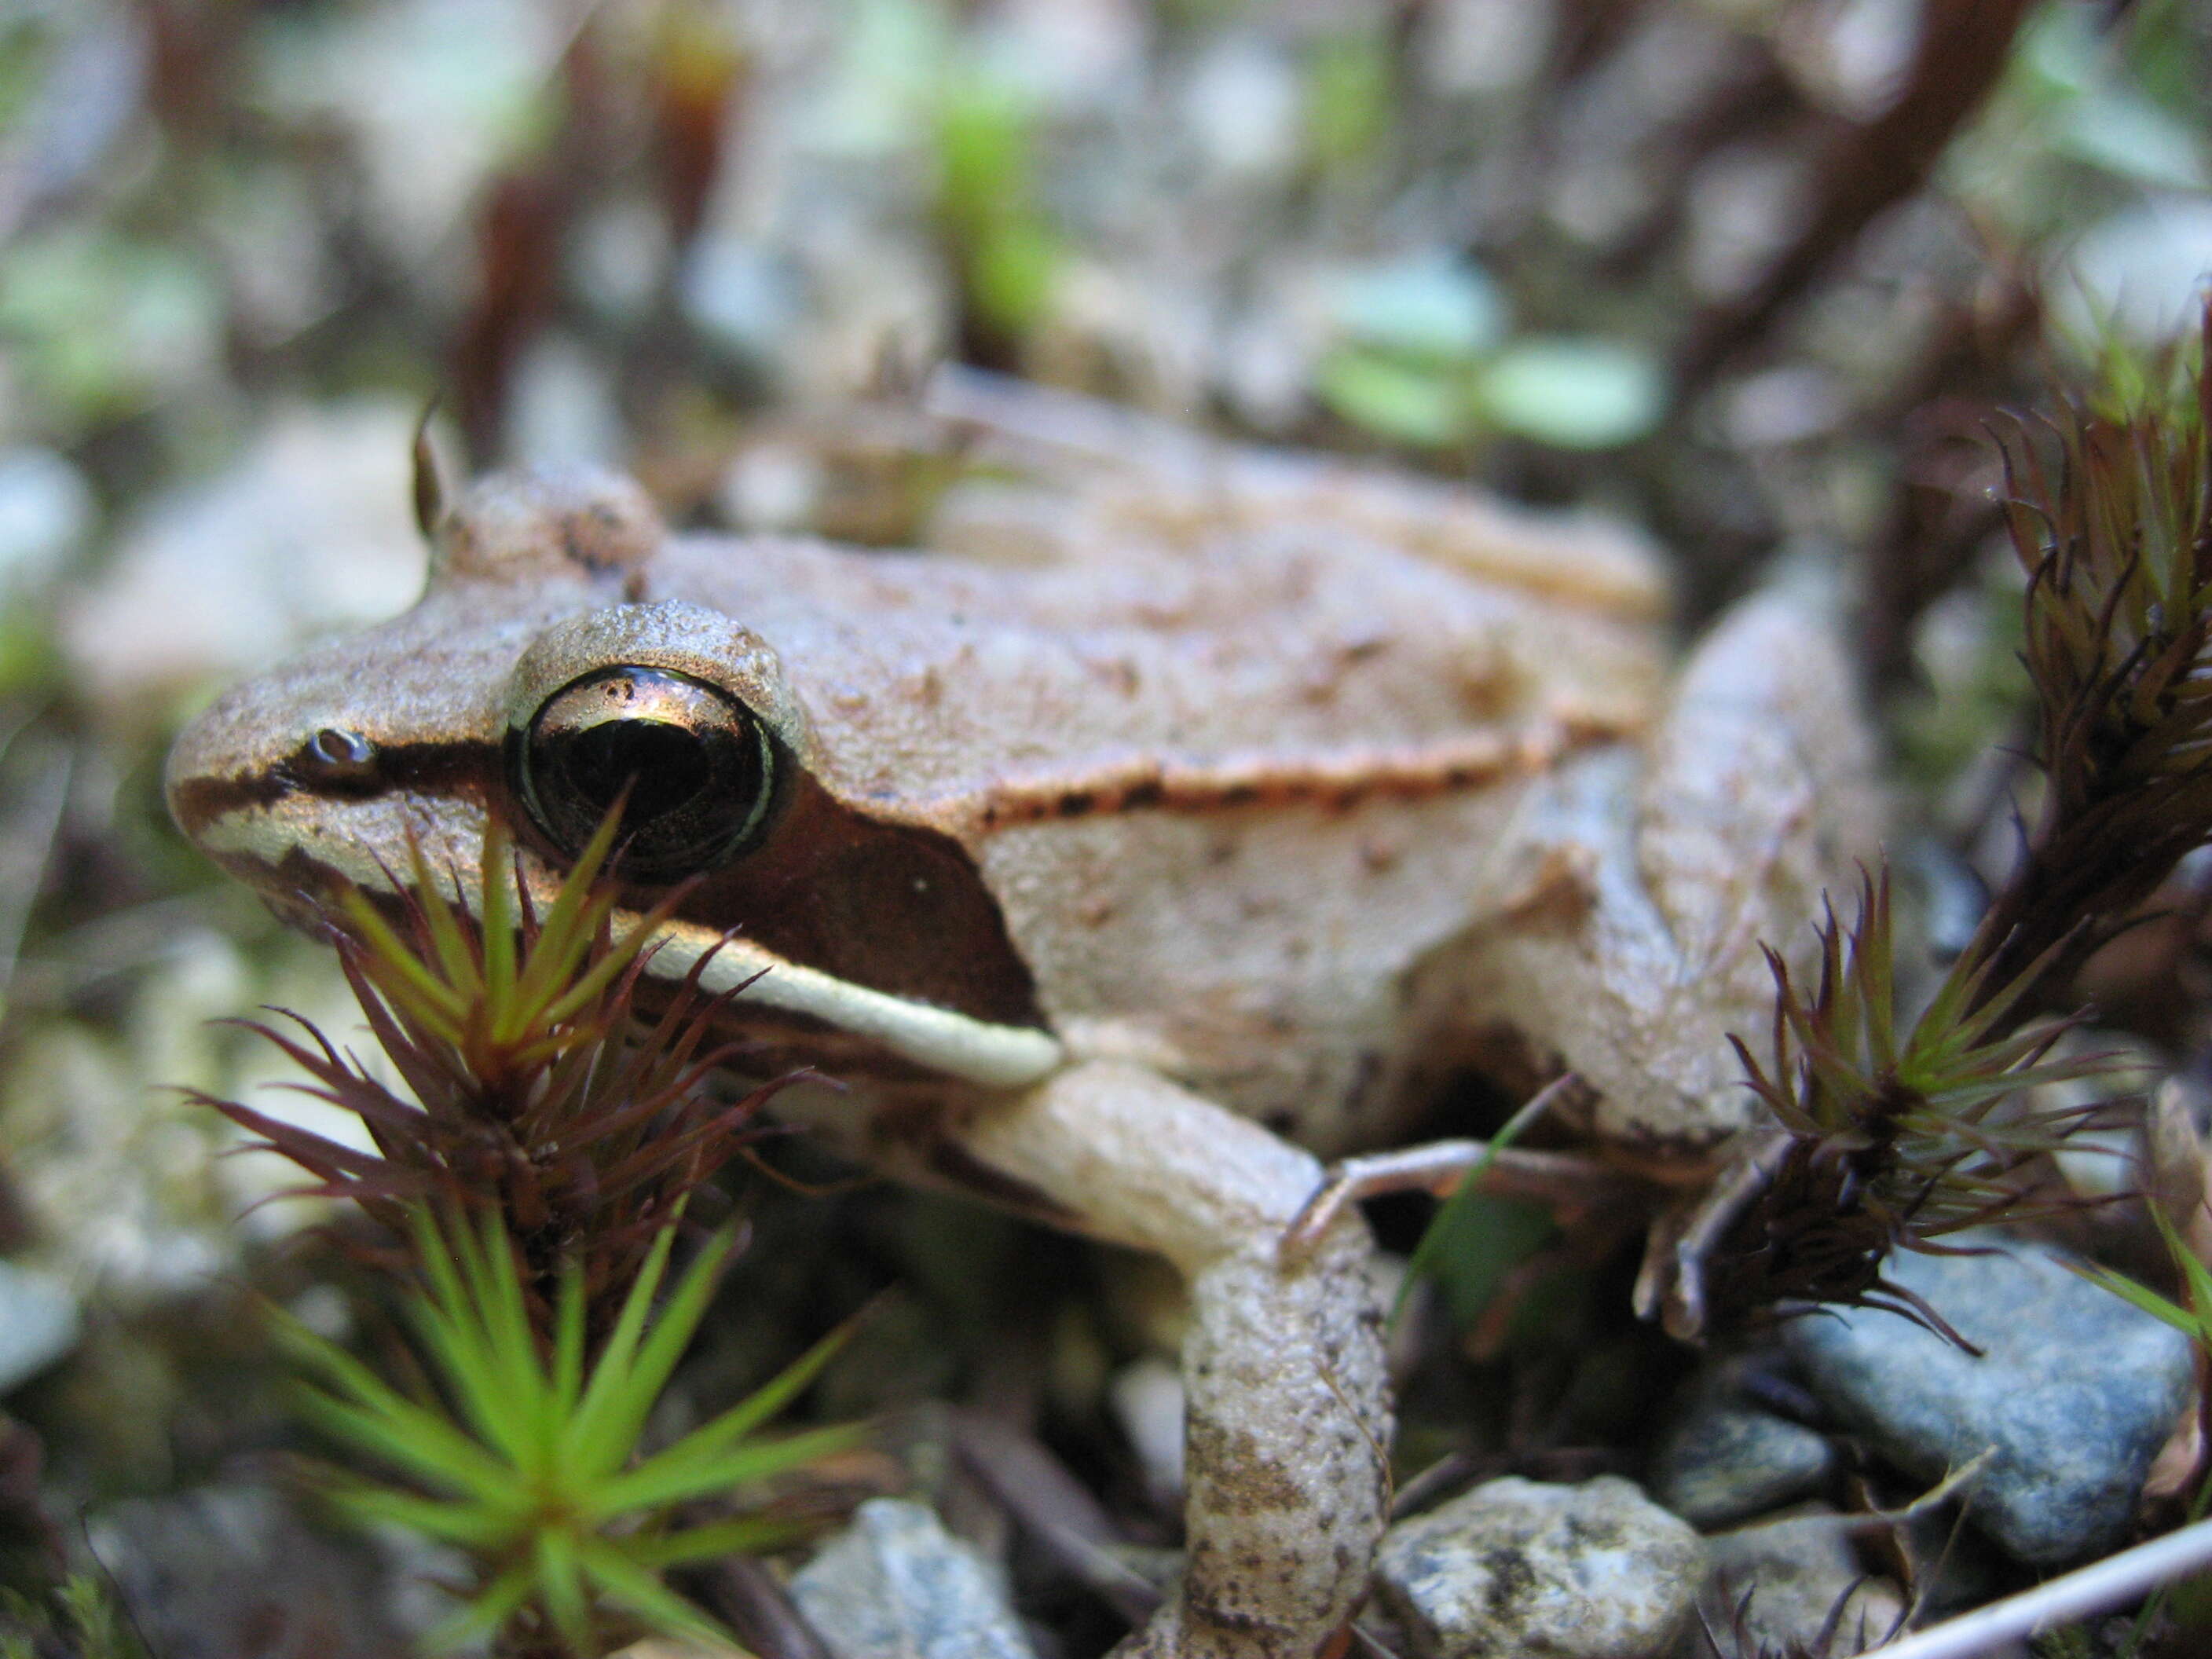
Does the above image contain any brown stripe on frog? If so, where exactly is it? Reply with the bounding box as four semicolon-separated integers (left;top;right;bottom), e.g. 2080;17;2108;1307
958;721;1610;833
184;736;1048;1038
170;770;292;830
168;738;504;837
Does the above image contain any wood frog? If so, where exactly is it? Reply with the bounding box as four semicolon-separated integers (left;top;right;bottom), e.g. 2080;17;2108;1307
167;372;1878;1657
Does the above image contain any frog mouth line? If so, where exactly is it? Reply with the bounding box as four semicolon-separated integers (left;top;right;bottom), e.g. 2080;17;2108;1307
637;919;1064;1089
188;808;1066;1092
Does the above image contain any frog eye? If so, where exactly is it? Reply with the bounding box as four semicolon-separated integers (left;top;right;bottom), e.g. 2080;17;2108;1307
514;666;777;879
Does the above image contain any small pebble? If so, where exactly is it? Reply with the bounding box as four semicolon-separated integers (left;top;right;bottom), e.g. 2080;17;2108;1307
680;236;800;371
2064;194;2212;344
1375;1474;1705;1659
1650;1354;1837;1529
1690;1507;1906;1659
1108;1355;1186;1503
58;400;426;710
0;1261;80;1396
789;1496;1037;1659
1784;1238;2195;1566
0;446;93;591
88;1484;405;1657
1180;36;1301;180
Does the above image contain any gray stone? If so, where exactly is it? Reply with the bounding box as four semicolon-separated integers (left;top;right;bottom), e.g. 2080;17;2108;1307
1687;1507;1906;1658
58;399;427;710
1375;1474;1705;1659
87;1484;406;1659
0;446;93;591
1108;1355;1186;1503
0;1261;79;1395
679;236;799;369
1650;1357;1836;1529
1782;1238;2195;1566
1889;1499;2012;1624
789;1497;1036;1659
2065;195;2212;344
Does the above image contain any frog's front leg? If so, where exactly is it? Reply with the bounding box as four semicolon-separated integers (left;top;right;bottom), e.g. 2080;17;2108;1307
1467;588;1883;1163
902;1059;1392;1659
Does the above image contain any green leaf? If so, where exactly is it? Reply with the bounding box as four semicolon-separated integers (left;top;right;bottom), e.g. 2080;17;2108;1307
615;1225;738;1412
290;1386;517;1504
275;1324;517;1500
401;1219;540;1471
460;1208;553;1460
408;841;485;1007
568;1220;684;1473
645;1311;861;1468
2075;1262;2204;1339
1408;1191;1556;1331
510;808;624;1016
2153;1203;2212;1332
1476;338;1664;450
593;1424;865;1516
1402;1082;1567;1325
625;1515;810;1569
577;1536;734;1645
1317;348;1475;448
1305;31;1389;167
321;1485;514;1550
337;892;469;1032
535;1527;595;1656
967;221;1064;339
553;1262;587;1417
419;1561;539;1654
938;73;1040;231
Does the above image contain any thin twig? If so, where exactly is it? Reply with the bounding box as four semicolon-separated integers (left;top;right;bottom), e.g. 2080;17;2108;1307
1862;1515;2212;1658
683;1556;832;1659
950;1409;1159;1624
1282;1074;1621;1259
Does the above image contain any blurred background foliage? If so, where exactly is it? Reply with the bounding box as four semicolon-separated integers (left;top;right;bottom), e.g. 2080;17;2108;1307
0;0;2207;1648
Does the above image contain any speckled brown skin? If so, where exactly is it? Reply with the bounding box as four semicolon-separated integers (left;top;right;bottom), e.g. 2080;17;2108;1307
166;384;1878;1657
907;1061;1392;1657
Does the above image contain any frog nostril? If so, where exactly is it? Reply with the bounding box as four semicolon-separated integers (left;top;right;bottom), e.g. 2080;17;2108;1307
297;727;379;786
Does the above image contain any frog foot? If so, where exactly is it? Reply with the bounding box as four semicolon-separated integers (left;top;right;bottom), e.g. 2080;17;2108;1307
1277;1074;1651;1262
1632;1125;1796;1342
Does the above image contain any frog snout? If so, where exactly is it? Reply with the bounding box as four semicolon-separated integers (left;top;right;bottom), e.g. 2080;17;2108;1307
165;685;278;844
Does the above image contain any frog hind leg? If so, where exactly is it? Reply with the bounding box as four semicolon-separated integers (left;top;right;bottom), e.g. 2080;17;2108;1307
1463;587;1884;1163
885;1057;1392;1659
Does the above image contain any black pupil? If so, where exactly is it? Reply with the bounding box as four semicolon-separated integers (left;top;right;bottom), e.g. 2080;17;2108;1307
521;665;772;878
557;720;710;820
